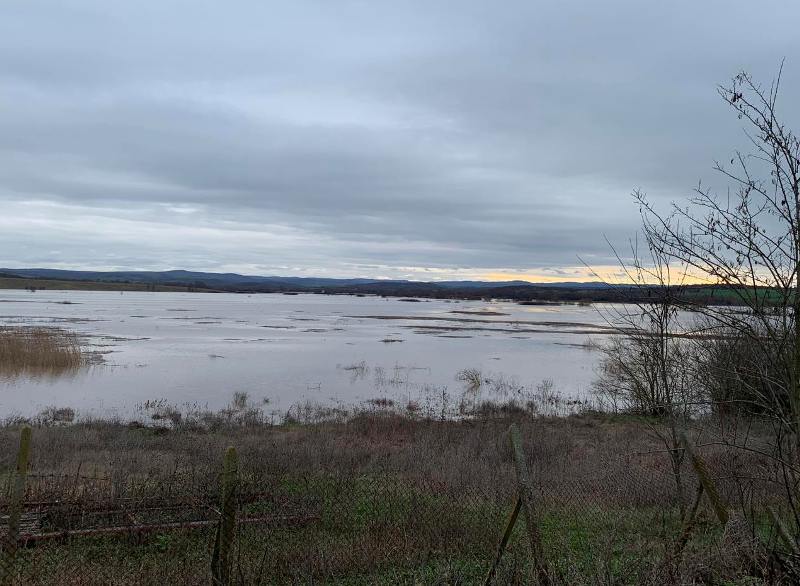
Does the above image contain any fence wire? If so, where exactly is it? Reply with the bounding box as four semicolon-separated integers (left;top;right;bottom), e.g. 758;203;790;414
0;430;794;585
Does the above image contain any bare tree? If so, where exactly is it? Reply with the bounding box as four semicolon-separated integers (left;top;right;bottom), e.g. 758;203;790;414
638;65;800;418
592;229;699;515
635;64;800;540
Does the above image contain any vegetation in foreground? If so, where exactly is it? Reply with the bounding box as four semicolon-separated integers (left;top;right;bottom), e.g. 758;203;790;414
0;408;790;585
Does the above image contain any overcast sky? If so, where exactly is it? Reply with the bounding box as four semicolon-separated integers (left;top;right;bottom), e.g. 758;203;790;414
1;1;799;281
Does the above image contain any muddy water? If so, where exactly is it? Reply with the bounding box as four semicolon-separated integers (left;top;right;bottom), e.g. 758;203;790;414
0;290;614;419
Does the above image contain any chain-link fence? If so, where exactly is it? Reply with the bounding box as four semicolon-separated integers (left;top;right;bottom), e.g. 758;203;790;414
0;423;794;585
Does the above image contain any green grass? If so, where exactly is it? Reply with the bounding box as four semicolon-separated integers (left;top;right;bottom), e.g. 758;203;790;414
0;414;785;584
8;475;732;585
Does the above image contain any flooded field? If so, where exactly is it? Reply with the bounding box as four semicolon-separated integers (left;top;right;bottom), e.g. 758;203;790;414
0;290;615;420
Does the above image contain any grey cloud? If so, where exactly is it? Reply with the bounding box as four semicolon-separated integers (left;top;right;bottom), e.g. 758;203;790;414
1;1;799;278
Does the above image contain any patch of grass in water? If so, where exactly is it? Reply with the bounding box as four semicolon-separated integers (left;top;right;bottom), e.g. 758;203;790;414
0;326;86;379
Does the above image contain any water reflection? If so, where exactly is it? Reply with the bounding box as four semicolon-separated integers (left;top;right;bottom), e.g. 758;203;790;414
0;290;611;418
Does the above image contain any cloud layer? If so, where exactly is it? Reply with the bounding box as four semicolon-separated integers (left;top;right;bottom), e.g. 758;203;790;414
2;1;799;280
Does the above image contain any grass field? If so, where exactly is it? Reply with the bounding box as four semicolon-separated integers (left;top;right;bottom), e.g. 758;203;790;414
0;411;784;584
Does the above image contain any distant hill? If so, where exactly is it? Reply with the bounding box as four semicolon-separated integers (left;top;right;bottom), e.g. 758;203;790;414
0;268;609;291
435;279;613;290
0;267;749;305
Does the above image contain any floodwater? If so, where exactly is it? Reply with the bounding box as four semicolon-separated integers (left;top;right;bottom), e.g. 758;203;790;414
0;290;616;420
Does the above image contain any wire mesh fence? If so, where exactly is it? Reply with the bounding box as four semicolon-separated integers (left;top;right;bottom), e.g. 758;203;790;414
0;423;795;585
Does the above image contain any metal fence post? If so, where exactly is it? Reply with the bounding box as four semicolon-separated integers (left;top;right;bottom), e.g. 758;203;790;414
211;446;238;586
1;426;32;586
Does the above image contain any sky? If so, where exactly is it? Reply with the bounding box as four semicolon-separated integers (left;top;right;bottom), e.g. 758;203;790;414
1;1;799;282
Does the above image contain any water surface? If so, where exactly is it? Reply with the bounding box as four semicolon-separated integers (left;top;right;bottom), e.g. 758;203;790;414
0;290;612;419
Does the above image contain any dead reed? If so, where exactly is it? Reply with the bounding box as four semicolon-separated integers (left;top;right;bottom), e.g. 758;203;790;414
0;326;84;379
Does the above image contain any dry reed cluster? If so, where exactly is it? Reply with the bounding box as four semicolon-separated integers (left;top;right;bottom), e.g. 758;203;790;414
0;326;84;378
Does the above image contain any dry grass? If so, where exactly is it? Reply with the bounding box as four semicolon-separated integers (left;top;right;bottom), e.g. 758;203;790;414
0;326;85;378
0;411;785;584
0;410;775;510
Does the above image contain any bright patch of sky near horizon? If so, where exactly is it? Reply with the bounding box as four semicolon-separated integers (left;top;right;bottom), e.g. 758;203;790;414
1;1;799;282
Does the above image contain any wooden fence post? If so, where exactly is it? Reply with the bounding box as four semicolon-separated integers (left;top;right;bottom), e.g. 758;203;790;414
767;506;798;555
680;433;728;525
211;446;238;586
509;424;546;572
481;424;550;584
484;496;521;585
1;426;32;586
672;484;704;560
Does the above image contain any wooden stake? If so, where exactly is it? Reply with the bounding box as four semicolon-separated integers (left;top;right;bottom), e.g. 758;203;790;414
509;424;548;583
484;496;521;585
680;433;728;525
211;446;238;585
1;426;32;586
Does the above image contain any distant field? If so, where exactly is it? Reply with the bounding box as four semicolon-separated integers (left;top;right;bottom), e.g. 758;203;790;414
0;276;213;293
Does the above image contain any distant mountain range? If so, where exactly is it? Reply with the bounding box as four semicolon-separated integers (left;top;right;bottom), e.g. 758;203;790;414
0;267;749;305
0;268;611;291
